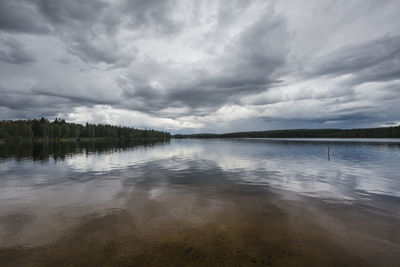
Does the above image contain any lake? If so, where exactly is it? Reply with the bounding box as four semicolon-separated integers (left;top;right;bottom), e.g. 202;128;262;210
1;138;399;266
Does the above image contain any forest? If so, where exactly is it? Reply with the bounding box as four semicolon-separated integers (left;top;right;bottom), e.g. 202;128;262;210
174;126;400;139
0;118;170;140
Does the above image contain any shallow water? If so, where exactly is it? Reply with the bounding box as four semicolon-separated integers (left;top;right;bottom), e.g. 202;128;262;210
0;138;399;266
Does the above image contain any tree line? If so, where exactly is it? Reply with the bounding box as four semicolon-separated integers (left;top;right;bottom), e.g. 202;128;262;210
174;126;400;139
0;118;170;140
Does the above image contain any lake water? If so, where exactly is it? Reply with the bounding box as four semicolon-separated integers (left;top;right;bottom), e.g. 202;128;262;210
0;138;399;266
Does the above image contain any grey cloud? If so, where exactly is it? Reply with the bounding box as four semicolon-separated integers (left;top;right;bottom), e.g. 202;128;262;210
0;106;57;121
66;35;136;67
121;0;184;35
120;11;289;116
309;35;400;85
32;87;119;106
0;37;36;65
3;0;131;67
0;90;80;121
0;92;53;111
34;0;134;67
30;0;181;66
217;0;253;27
0;0;399;131
0;0;51;34
34;0;110;25
0;86;112;121
0;0;130;66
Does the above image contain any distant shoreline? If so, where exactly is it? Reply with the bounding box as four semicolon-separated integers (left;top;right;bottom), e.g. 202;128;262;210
174;126;400;139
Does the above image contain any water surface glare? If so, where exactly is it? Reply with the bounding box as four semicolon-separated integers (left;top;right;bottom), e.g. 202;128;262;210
0;138;399;266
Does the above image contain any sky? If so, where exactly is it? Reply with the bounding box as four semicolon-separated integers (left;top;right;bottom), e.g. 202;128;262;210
0;0;399;134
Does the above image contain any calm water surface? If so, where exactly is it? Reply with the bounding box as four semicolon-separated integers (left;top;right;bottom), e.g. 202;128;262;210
0;138;399;266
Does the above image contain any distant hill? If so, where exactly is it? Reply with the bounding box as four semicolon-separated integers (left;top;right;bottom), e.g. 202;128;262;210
174;126;400;139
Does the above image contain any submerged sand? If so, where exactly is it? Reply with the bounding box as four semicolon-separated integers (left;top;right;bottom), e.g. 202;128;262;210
1;187;399;266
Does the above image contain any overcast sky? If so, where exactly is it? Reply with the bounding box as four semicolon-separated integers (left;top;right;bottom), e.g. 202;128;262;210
0;0;399;133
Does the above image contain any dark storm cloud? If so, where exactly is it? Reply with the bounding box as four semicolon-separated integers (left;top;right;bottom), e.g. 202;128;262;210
0;0;399;130
34;0;134;67
0;0;129;67
0;0;51;34
0;0;134;67
0;92;54;110
0;37;36;65
0;81;116;120
26;0;184;66
0;88;80;120
32;87;119;106
309;35;400;85
120;12;289;116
